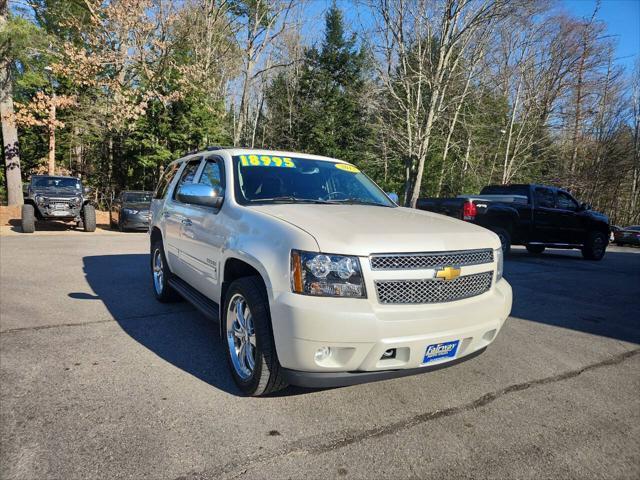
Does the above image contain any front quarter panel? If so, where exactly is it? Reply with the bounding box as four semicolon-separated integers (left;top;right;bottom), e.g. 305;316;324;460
218;206;319;304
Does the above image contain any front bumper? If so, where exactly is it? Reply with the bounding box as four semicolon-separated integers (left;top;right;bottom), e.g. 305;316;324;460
270;278;512;385
122;213;150;230
36;204;81;220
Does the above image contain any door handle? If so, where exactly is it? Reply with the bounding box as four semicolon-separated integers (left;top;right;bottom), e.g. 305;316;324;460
162;211;171;218
181;218;192;226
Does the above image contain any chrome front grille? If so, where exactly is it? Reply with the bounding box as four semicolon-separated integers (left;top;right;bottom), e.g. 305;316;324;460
375;272;493;304
370;249;493;270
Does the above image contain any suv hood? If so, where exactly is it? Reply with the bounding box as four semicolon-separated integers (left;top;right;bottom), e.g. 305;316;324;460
31;187;80;198
250;204;500;255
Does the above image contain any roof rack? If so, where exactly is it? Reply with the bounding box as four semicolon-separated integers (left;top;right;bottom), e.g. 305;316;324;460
206;145;225;151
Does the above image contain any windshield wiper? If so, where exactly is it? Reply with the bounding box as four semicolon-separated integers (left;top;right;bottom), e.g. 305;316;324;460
326;198;392;207
251;196;332;204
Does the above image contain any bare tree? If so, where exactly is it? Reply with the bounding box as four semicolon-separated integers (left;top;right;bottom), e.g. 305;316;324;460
0;0;23;205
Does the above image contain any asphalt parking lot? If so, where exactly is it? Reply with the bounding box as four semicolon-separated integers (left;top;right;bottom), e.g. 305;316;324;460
1;233;639;480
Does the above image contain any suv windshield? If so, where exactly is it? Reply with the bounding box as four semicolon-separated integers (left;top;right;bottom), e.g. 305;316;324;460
32;177;81;190
123;192;152;203
233;155;394;207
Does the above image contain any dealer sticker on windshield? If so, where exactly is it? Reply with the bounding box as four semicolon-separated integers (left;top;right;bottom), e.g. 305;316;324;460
239;154;296;168
423;340;460;365
335;163;359;173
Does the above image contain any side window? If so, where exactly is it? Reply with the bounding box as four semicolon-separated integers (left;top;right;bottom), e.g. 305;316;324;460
535;188;555;208
172;160;202;200
154;163;179;199
556;191;578;211
199;159;223;188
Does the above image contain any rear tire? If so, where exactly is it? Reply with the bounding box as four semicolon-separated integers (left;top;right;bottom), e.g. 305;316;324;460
222;276;287;396
82;205;97;232
492;227;511;255
582;231;607;260
21;204;35;233
150;237;181;302
526;245;545;255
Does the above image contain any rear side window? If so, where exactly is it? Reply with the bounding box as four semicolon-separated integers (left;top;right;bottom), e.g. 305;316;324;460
534;188;555;208
172;160;202;200
154;163;180;199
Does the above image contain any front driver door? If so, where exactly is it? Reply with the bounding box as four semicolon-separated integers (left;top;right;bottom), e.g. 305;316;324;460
162;159;203;278
555;191;583;244
178;156;226;301
532;187;559;243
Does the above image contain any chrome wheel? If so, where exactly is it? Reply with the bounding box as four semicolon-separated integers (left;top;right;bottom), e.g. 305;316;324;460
226;293;256;380
152;248;164;294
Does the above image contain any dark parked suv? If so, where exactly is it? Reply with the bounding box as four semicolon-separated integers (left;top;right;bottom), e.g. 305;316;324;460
109;190;152;231
21;175;96;233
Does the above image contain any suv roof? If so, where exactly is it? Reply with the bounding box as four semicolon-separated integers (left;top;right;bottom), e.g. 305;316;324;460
170;148;350;166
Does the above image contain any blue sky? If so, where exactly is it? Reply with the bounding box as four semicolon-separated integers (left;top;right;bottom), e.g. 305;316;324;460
562;0;640;73
304;0;639;75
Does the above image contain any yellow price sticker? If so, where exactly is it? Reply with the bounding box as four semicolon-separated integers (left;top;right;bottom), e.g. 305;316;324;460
239;155;296;168
335;163;359;173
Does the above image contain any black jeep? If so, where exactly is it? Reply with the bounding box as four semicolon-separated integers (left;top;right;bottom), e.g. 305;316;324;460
21;175;96;233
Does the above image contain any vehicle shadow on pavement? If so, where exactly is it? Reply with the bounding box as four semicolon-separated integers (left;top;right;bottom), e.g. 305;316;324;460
73;254;316;397
505;248;640;344
74;254;246;395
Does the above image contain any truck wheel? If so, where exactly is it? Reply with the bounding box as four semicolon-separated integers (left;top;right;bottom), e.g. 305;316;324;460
82;205;97;232
21;204;36;233
150;237;181;302
526;245;545;255
493;228;511;255
222;276;287;396
582;231;607;261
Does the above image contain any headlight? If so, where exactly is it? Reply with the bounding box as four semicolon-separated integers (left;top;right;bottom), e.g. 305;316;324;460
73;195;82;206
35;194;45;205
291;250;366;298
494;248;503;282
123;208;139;214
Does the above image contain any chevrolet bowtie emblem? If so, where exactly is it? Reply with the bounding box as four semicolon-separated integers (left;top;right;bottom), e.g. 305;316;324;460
436;266;461;282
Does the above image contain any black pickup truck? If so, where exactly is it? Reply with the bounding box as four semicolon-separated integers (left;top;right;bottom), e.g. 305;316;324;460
417;184;610;260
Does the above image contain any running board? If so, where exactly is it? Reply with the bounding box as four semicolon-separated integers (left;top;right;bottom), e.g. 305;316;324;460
168;277;220;323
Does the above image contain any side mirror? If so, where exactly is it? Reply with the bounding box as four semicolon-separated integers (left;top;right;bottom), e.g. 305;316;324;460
386;192;399;204
580;202;591;211
177;183;224;208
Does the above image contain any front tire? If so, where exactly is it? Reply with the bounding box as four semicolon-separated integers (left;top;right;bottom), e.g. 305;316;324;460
222;276;287;396
150;238;181;302
82;205;97;232
21;204;36;233
526;245;545;255
582;231;607;260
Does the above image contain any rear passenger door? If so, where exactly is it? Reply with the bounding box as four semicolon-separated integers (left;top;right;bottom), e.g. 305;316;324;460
178;157;226;300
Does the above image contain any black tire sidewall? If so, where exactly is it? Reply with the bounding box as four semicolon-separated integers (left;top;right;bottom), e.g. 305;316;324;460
82;205;97;232
493;228;511;255
21;205;36;233
150;238;178;302
222;277;280;396
583;231;607;260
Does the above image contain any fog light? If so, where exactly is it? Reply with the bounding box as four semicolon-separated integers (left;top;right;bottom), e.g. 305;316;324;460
314;346;332;362
381;348;396;359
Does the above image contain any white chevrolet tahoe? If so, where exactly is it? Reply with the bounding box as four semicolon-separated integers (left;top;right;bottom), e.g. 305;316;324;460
149;148;512;396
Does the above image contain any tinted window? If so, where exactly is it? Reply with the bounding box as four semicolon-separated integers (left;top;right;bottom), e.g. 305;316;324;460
32;177;81;190
154;163;179;199
123;192;152;203
535;188;555;208
628;226;640;231
172;160;202;200
556;191;578;211
199;159;223;188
